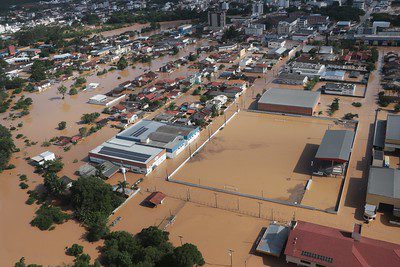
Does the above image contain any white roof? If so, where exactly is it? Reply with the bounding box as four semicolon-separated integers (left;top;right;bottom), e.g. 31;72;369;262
40;151;55;158
90;94;107;101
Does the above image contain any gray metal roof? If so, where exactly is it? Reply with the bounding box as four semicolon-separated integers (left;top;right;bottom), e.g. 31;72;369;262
258;88;320;109
368;167;400;199
373;120;386;149
256;224;290;257
315;130;355;162
385;114;400;142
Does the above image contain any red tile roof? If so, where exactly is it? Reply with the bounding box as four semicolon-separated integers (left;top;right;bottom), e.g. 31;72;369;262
284;221;400;267
147;191;166;207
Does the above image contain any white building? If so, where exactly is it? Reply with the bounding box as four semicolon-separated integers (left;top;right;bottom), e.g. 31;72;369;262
31;151;56;165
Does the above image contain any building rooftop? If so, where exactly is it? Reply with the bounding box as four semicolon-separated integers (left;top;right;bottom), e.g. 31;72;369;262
258;88;320;109
324;82;355;91
256;224;290;257
386;114;400;142
367;167;400;199
285;221;400;267
90;137;164;164
315;130;355;162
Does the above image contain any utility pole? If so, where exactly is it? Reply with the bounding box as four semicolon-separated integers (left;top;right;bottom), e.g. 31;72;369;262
228;249;234;267
214;192;218;208
237;197;240;211
257;202;262;218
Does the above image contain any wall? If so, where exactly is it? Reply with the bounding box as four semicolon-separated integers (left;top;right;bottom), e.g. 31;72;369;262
257;103;313;116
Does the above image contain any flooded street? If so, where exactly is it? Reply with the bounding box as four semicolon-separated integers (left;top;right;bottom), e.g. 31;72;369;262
1;34;400;267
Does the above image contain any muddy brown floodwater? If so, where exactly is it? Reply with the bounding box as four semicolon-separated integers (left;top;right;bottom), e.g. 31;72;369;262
0;21;209;265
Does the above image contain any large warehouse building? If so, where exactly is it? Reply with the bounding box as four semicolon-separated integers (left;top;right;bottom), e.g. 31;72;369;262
89;119;200;175
117;120;200;158
89;138;166;175
257;88;320;116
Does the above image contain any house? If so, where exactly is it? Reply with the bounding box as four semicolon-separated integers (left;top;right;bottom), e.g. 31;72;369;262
60;176;73;189
285;221;400;267
31;151;56;165
145;191;166;208
34;81;51;92
88;94;107;105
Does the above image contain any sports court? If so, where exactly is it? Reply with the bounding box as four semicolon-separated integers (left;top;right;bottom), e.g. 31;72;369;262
173;111;350;208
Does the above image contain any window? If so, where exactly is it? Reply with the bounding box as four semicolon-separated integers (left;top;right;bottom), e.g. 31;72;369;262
316;264;325;267
300;260;311;265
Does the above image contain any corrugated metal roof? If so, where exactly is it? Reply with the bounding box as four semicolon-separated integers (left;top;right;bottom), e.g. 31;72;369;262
256;224;290;257
386;114;400;142
368;167;400;199
373;120;386;149
315;130;355;162
258;88;320;109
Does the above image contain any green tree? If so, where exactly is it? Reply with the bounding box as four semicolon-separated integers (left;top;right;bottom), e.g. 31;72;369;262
81;112;100;124
117;56;128;70
58;121;66;130
169;243;205;267
43;172;66;198
79;127;88;137
30;204;70;230
0;125;15;171
86;212;109;242
69;176;124;222
57;85;67;99
66;244;84;256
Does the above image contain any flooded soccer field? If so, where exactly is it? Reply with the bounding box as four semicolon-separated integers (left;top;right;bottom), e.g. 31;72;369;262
173;111;349;208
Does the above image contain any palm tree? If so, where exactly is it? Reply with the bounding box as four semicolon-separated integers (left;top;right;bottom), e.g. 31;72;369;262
117;181;129;196
95;164;106;180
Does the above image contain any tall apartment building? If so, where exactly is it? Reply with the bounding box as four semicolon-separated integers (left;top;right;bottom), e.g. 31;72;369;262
208;11;226;29
252;1;264;17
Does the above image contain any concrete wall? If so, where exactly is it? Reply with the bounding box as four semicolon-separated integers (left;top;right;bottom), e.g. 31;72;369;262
257;103;313;116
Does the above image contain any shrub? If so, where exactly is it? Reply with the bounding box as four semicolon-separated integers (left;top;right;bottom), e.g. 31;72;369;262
30;204;70;231
69;87;78;95
66;244;84;256
352;102;362;107
58;121;66;130
19;182;29;189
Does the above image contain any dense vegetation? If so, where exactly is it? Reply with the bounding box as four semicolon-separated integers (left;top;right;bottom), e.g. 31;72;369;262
81;112;100;124
30;204;70;230
102;227;205;266
0;125;15;171
316;5;365;22
107;9;207;24
372;13;400;27
70;176;124;241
